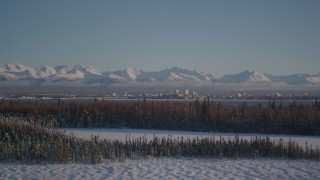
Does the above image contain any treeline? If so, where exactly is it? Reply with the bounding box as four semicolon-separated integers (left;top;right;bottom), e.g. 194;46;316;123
0;118;103;163
0;99;320;135
1;118;319;164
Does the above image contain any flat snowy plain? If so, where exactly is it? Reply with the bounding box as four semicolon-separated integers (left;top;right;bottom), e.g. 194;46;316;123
1;158;319;179
1;128;319;179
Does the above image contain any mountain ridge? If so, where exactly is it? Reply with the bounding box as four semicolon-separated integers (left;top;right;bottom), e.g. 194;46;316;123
0;63;319;85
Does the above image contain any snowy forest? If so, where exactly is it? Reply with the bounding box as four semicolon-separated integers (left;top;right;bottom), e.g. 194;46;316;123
1;118;320;164
0;99;320;135
0;99;320;163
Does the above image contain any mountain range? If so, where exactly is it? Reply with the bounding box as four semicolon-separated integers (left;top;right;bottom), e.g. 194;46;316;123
1;63;320;86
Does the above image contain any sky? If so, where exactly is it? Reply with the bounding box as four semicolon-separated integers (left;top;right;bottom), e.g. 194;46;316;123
1;0;320;77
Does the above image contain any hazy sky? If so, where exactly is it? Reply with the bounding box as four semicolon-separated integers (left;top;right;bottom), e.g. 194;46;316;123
1;0;320;77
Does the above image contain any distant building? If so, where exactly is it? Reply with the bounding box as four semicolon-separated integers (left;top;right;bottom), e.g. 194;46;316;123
175;90;180;96
236;92;242;98
184;89;189;96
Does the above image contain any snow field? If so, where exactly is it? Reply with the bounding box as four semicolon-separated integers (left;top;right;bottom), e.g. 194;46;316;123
0;158;319;180
1;128;319;179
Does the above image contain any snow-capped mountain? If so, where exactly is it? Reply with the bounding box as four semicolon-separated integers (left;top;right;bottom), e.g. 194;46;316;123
0;63;319;87
108;67;141;82
4;63;30;73
125;67;140;81
18;68;38;79
138;67;215;82
306;74;320;84
264;73;310;84
103;67;215;83
150;67;215;82
0;72;18;81
2;64;39;79
218;70;271;83
37;65;57;78
54;65;70;74
264;73;320;85
106;73;129;83
70;65;102;76
47;65;103;81
65;65;102;79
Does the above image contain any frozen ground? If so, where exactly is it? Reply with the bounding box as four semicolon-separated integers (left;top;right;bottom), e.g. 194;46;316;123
0;158;319;180
62;128;320;147
1;129;319;179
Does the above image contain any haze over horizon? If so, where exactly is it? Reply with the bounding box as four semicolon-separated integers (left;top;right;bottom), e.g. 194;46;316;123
1;0;320;77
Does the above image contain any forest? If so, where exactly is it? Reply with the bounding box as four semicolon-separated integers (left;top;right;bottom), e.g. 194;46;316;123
0;99;320;163
1;118;319;164
0;99;319;135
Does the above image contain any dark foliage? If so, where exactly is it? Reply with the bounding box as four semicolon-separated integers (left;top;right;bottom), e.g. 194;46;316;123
0;99;320;135
1;118;319;164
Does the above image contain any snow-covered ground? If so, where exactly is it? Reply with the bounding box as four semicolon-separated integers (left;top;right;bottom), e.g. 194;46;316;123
1;129;319;179
62;128;320;147
1;158;319;179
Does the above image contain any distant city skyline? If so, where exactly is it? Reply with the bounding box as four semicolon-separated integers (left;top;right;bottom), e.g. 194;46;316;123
1;0;320;77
